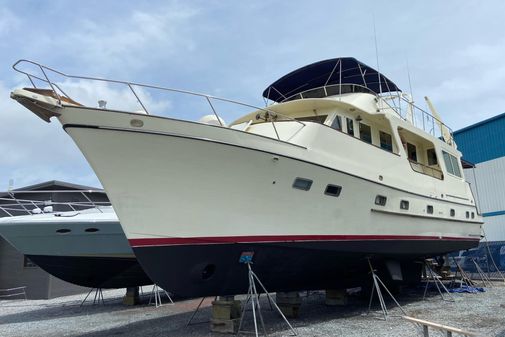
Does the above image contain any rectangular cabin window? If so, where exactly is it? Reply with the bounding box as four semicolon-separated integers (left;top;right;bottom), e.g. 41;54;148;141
346;118;354;136
375;195;387;206
427;149;438;166
427;205;434;214
292;177;313;191
295;115;328;124
324;184;342;197
450;209;455;217
442;151;462;178
400;200;409;210
407;143;417;162
331;115;342;131
379;131;393;152
359;123;372;144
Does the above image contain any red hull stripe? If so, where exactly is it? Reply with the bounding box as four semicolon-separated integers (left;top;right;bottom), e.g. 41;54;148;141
128;235;479;247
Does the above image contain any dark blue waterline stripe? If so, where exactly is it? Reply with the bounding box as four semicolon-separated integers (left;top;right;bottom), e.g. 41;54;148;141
482;210;505;217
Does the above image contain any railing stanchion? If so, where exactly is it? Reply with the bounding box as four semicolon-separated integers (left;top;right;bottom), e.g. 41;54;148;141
205;97;223;126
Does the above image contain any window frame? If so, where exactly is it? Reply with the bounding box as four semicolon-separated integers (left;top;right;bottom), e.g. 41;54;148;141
359;122;372;144
324;184;342;197
292;177;313;191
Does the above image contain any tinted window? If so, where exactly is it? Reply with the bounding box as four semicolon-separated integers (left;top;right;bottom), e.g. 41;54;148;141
427;205;433;214
359;123;372;143
407;143;417;161
346;118;354;136
450;209;455;217
293;178;313;191
427;149;438;165
324;184;342;197
379;131;393;151
331;115;342;130
375;195;387;206
296;115;328;124
400;200;409;210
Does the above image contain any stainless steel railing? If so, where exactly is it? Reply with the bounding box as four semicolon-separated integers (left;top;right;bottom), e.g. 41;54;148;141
12;59;306;141
0;190;111;217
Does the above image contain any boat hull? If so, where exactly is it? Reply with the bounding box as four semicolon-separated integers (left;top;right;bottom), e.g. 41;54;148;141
0;210;152;288
26;254;151;288
51;106;481;296
131;238;475;297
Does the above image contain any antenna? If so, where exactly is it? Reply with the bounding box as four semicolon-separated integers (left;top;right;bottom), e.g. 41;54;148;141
372;14;382;96
406;58;414;102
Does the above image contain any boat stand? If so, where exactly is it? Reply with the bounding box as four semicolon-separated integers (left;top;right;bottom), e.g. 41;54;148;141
471;259;493;288
451;257;474;288
237;252;297;337
186;296;217;326
148;284;174;307
80;288;104;306
422;260;454;302
366;258;407;320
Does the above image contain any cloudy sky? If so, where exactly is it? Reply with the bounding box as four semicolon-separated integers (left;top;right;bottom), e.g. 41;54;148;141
1;0;504;190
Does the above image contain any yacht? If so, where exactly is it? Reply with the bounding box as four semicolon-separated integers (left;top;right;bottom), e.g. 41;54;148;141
10;57;482;297
0;198;151;288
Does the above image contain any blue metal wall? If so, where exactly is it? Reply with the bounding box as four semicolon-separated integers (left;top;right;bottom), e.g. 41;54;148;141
454;112;505;164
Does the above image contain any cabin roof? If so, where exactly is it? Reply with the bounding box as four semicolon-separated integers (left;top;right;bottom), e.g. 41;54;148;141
262;57;401;103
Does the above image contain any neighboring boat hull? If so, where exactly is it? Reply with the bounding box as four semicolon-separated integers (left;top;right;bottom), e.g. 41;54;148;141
0;210;152;288
26;254;151;289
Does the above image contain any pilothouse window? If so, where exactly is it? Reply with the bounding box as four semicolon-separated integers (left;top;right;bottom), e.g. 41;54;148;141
427;149;438;166
407;143;417;162
442;151;462;178
359;123;372;144
346;118;354;136
295;115;328;124
379;131;393;152
331;115;342;130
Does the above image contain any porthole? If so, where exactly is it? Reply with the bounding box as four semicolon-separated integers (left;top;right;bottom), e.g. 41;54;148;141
466;211;470;219
450;209;455;217
202;264;216;280
427;205;434;214
471;212;475;219
375;195;387;206
400;200;409;210
292;178;313;191
324;184;342;197
85;228;100;233
56;229;71;234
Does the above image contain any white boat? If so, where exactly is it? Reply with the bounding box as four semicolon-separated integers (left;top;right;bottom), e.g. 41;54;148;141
10;58;482;297
0;197;151;288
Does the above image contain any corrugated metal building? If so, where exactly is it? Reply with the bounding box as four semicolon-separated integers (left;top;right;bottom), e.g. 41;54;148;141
454;112;505;270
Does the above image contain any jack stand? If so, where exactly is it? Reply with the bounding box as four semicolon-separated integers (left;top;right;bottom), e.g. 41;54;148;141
148;284;174;307
237;252;297;337
366;258;407;320
186;296;217;327
422;260;454;302
472;259;492;288
80;288;104;306
451;257;474;288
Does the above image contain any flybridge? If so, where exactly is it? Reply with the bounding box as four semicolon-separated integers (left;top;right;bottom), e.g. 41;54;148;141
262;57;401;103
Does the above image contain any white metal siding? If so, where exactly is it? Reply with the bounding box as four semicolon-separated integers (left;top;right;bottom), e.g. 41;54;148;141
482;215;505;242
465;156;505;214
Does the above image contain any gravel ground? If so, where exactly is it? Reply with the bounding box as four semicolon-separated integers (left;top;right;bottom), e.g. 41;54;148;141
1;283;505;336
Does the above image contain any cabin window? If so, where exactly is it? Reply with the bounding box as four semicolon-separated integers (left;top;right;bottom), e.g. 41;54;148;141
407;143;417;162
295;115;328;124
379;131;393;152
471;212;475;219
465;211;470;219
427;149;438;166
442;151;462;178
324;184;342;197
56;228;71;234
400;200;409;210
331;115;342;131
346;118;354;136
427;205;433;214
375;195;387;206
359;123;372;144
450;209;455;217
85;228;100;233
292;178;313;191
